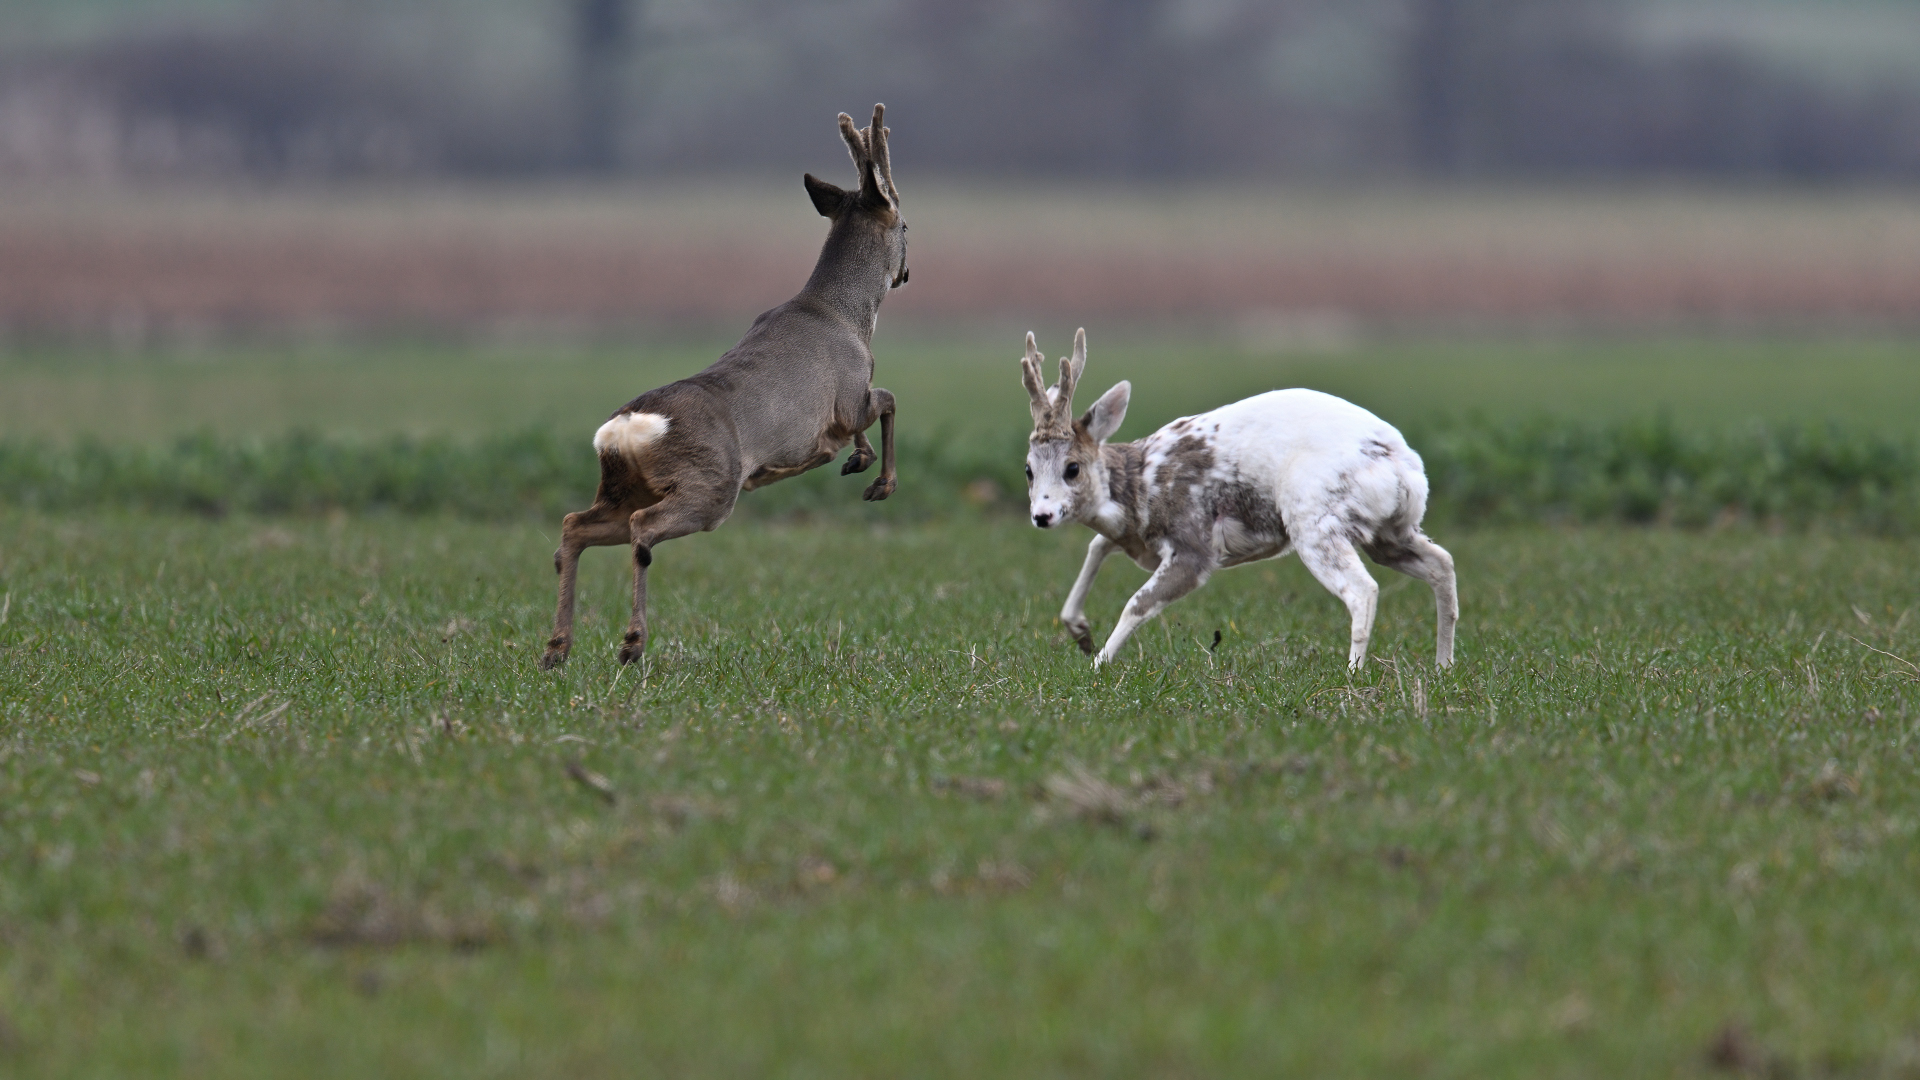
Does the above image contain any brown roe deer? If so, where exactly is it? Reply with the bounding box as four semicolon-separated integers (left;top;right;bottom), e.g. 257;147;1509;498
540;105;907;669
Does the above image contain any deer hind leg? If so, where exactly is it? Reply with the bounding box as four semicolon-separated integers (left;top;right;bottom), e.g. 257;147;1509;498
540;503;636;670
1296;526;1380;671
617;490;734;665
1366;532;1458;668
859;387;896;502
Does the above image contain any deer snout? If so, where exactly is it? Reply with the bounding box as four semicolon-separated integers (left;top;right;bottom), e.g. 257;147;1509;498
1032;511;1054;528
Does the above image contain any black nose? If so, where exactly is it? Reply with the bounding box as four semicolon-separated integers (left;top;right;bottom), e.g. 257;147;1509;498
1033;513;1052;528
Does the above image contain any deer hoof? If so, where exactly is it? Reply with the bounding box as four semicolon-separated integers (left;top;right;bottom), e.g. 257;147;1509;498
1065;619;1094;654
538;639;570;670
617;632;646;665
862;476;896;501
841;450;875;475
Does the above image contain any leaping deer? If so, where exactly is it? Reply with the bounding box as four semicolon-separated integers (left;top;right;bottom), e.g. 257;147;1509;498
540;105;907;670
1020;329;1458;671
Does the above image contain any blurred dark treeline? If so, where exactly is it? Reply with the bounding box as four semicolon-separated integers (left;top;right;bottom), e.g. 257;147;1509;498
1;0;1918;182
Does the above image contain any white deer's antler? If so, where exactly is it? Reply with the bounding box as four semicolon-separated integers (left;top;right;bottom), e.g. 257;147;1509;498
1021;331;1081;438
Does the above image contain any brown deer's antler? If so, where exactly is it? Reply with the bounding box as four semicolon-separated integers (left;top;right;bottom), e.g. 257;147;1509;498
837;105;898;208
867;104;899;205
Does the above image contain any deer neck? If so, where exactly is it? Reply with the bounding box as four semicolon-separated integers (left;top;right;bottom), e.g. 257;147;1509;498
796;218;893;342
1091;441;1148;541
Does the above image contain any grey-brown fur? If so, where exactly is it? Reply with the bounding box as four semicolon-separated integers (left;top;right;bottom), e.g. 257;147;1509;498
539;104;907;670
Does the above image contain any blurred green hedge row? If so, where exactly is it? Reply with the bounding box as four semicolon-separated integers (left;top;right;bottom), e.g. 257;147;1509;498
2;417;1917;532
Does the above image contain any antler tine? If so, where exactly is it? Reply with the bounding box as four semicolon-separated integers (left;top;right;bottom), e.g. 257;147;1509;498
1020;332;1050;423
1069;327;1087;386
867;104;898;205
1021;357;1048;411
837;112;869;169
1055;349;1081;418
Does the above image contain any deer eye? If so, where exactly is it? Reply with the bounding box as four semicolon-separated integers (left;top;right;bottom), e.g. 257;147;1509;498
1064;462;1081;481
1025;465;1034;482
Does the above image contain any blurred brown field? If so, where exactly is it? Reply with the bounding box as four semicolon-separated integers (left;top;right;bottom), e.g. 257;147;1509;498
4;182;1920;338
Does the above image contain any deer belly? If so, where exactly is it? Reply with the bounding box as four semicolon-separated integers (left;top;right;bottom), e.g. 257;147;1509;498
1214;516;1287;566
1209;480;1291;566
740;432;852;489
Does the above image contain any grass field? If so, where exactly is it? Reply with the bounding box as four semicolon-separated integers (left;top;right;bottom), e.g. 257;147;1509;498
2;511;1918;1077
3;334;1919;1076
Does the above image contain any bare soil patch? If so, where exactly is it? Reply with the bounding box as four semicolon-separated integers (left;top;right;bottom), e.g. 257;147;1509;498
5;184;1919;334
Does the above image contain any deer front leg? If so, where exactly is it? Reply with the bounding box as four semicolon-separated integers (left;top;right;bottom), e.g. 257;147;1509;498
1060;534;1116;655
860;387;896;502
841;431;877;475
540;505;632;670
1094;549;1212;668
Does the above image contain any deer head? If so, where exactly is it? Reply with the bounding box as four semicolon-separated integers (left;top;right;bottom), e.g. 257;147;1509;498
1021;328;1130;528
802;104;908;289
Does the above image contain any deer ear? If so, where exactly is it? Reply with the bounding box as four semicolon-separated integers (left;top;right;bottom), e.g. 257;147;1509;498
1082;381;1130;443
804;174;848;218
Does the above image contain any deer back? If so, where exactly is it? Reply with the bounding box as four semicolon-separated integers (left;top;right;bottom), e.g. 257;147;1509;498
657;106;902;470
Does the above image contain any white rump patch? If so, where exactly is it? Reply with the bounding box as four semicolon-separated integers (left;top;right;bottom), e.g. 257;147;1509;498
593;412;670;460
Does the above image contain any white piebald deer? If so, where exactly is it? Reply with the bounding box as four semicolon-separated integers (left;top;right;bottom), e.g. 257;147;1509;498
1020;329;1458;670
540;105;907;669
